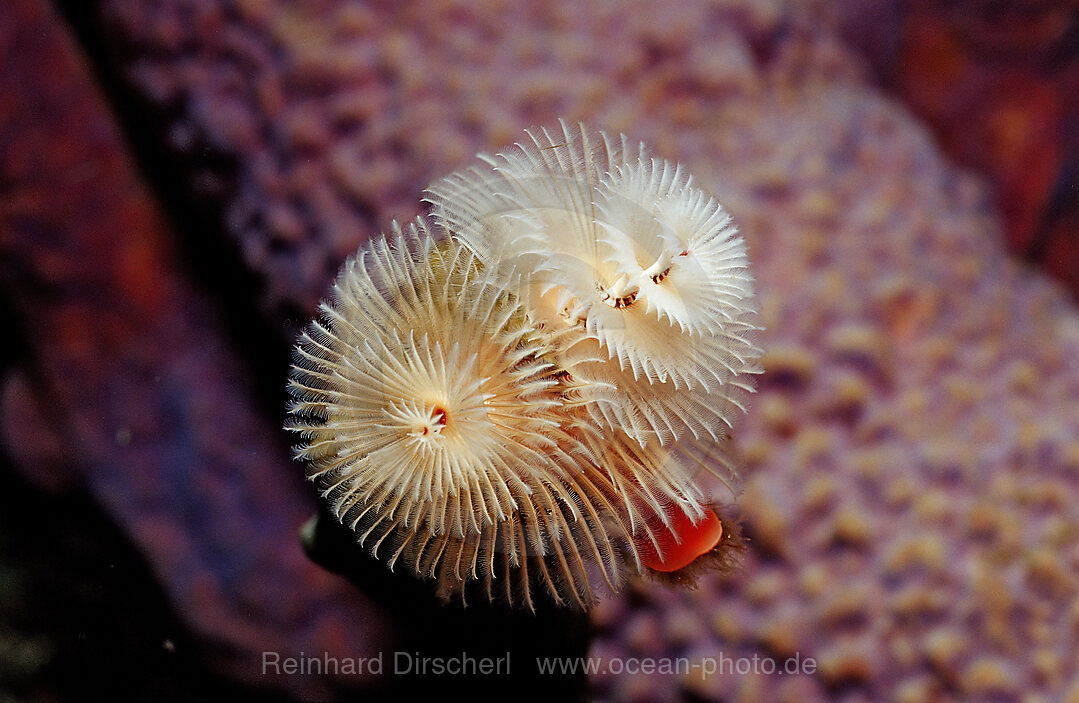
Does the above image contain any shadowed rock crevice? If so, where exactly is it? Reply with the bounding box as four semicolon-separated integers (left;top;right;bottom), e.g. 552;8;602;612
53;0;294;421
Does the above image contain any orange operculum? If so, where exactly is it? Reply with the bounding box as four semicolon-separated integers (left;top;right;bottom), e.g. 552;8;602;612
635;502;724;573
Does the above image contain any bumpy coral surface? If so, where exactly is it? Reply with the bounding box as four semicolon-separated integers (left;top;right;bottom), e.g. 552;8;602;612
588;77;1079;703
5;0;1079;700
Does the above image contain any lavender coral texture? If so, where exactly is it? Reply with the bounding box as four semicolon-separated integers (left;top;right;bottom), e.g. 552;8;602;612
288;122;763;608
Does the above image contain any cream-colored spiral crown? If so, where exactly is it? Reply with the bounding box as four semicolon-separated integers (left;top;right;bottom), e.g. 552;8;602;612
290;122;762;608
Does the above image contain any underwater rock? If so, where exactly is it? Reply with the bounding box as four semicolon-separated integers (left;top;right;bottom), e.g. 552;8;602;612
0;1;387;697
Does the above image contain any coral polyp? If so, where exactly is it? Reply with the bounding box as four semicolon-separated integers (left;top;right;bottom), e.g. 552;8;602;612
289;123;762;608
